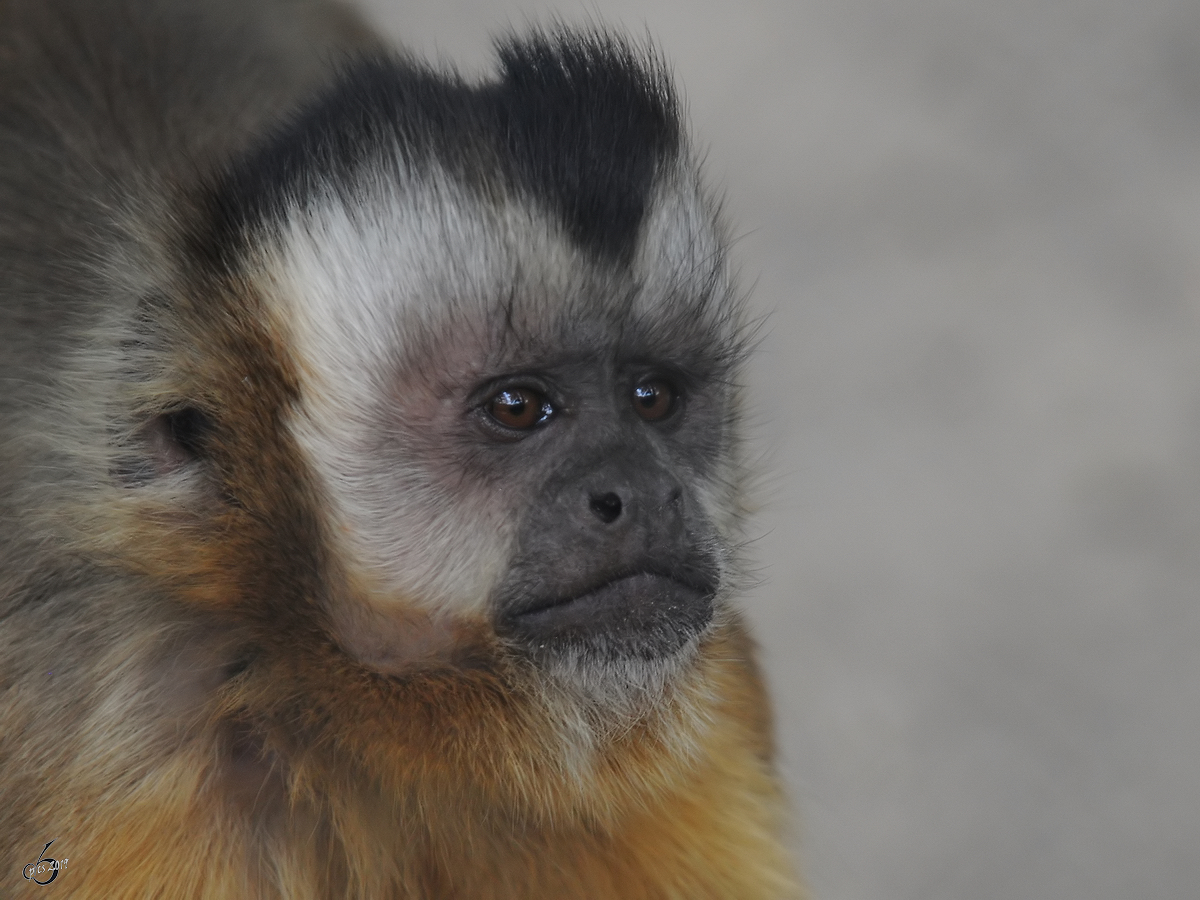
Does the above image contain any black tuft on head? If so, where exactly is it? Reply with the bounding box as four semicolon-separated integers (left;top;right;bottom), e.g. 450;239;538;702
193;58;477;271
195;30;682;271
490;31;681;264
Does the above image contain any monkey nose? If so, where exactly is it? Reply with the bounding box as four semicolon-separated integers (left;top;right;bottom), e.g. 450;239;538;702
588;491;623;524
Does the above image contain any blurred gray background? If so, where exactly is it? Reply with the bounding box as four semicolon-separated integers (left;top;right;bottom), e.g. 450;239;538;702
352;1;1200;897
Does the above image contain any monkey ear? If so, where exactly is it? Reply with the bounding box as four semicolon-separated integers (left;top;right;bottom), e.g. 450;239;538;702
117;407;212;484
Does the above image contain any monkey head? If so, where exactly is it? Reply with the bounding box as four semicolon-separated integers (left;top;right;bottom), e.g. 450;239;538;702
109;33;751;821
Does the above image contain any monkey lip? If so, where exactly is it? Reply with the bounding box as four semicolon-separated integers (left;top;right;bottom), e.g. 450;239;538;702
500;571;716;654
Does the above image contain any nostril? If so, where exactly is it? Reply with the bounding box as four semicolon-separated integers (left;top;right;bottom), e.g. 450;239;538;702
589;491;623;524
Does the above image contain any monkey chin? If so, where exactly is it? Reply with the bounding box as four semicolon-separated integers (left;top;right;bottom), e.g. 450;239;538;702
494;571;721;717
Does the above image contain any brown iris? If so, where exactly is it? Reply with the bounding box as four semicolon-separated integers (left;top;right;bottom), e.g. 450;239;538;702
487;388;552;430
632;379;676;421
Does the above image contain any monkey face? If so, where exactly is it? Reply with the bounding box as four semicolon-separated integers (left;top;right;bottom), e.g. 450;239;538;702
483;362;721;663
244;172;742;697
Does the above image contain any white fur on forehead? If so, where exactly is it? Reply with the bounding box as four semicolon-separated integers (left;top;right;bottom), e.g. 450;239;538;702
633;163;730;311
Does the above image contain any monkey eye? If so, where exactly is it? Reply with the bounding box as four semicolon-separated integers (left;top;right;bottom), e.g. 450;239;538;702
486;387;554;430
631;379;677;422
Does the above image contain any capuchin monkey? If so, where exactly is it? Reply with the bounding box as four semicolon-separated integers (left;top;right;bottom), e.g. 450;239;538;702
0;0;800;896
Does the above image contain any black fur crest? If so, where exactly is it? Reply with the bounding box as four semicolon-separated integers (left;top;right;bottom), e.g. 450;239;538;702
201;30;681;269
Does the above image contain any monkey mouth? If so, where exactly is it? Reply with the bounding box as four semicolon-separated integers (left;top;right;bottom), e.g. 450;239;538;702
499;570;717;658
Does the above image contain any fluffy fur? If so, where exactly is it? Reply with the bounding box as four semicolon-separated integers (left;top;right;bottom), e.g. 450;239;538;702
0;1;802;897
